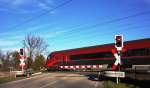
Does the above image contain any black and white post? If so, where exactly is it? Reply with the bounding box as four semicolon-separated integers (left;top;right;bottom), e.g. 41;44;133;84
115;35;123;84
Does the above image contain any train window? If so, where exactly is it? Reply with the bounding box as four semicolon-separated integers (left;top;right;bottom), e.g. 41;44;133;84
50;55;53;59
145;48;148;55
70;52;113;60
146;48;150;55
123;48;150;56
70;48;150;60
147;48;150;55
47;55;51;60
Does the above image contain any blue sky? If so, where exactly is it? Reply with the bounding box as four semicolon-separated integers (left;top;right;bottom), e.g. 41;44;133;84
0;0;150;54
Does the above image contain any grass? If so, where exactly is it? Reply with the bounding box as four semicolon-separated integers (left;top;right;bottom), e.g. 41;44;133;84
104;81;140;88
0;76;25;84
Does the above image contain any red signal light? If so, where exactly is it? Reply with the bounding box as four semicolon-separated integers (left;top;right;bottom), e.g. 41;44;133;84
115;35;123;48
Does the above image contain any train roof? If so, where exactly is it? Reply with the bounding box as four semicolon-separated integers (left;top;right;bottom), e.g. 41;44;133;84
51;38;150;55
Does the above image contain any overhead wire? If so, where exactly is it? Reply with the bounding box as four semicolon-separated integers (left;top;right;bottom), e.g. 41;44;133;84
55;23;150;46
2;0;150;51
5;0;73;32
50;24;150;51
65;10;150;36
50;10;150;44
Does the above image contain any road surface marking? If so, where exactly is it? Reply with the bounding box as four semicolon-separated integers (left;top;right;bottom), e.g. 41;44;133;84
0;73;54;86
95;82;98;88
39;80;58;88
39;73;81;88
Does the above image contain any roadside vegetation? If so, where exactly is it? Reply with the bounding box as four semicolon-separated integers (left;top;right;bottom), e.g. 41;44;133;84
0;76;25;84
104;81;140;88
0;34;48;84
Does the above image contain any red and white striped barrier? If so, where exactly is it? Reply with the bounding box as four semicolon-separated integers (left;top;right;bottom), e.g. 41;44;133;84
59;65;103;69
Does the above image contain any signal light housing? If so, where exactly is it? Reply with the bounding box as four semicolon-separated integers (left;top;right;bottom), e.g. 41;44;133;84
115;35;123;51
20;48;24;56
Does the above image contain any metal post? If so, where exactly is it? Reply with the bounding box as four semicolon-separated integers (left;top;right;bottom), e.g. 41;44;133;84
116;77;119;84
22;40;26;71
24;40;26;60
98;72;100;80
134;66;136;79
22;66;23;71
9;67;11;77
118;51;121;83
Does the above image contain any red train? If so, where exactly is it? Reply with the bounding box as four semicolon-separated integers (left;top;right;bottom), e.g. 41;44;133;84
46;38;150;69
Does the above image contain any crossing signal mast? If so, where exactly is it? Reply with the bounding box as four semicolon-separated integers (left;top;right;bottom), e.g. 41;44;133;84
98;35;126;84
112;35;124;70
19;48;25;71
110;35;126;84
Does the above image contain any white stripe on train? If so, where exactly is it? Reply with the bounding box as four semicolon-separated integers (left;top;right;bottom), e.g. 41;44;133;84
59;65;103;69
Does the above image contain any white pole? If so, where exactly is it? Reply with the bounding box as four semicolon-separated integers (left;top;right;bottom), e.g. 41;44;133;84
22;65;24;71
116;77;118;84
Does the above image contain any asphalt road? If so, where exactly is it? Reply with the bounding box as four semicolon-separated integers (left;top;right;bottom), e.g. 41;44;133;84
0;72;103;88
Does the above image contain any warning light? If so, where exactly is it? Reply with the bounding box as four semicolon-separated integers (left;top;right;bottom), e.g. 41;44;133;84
115;35;123;51
20;48;24;56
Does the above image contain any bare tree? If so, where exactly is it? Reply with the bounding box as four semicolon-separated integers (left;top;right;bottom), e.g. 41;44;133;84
24;34;48;68
11;51;20;70
0;51;13;71
23;34;48;68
